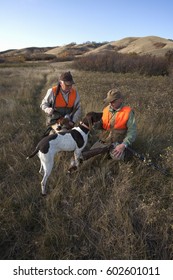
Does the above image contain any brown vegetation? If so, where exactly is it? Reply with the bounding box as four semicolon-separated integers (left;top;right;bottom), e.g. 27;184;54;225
73;53;170;76
0;61;173;260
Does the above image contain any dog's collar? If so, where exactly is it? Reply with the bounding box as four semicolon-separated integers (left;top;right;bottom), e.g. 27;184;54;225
80;121;90;130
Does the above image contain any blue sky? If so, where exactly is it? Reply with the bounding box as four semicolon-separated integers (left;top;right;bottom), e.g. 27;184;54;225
0;0;172;51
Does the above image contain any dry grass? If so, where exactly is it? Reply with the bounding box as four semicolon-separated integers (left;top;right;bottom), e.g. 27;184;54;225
0;61;173;260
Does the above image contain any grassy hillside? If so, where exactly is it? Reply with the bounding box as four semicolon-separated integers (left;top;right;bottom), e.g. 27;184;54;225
1;36;173;64
0;61;173;259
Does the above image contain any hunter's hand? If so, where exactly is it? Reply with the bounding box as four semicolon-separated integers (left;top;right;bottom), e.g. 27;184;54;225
112;143;126;159
45;107;54;115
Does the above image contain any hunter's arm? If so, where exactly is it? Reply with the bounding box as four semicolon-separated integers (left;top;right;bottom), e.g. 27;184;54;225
40;88;54;112
71;91;82;123
123;110;137;147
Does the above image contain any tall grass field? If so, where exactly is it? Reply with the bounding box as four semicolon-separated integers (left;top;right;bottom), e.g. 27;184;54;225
0;61;173;260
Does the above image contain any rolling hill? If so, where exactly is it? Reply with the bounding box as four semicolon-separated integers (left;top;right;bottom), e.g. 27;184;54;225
45;36;173;58
0;36;173;62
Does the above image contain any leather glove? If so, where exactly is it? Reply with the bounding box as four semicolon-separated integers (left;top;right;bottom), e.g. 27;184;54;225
45;107;54;115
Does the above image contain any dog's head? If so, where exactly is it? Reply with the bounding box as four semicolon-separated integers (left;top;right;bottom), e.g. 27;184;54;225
51;116;74;132
82;111;102;129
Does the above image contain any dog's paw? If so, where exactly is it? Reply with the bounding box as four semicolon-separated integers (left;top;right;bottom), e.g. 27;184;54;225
41;193;47;197
79;158;83;164
67;166;77;174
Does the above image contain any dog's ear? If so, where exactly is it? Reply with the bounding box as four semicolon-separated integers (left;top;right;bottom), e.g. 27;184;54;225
87;114;93;130
90;112;102;123
94;112;102;122
82;112;93;129
85;112;102;128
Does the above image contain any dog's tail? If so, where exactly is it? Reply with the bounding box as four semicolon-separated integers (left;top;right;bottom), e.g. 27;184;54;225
26;147;39;159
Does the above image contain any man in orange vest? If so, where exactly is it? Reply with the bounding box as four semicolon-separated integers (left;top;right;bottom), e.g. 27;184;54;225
40;71;81;129
85;88;137;160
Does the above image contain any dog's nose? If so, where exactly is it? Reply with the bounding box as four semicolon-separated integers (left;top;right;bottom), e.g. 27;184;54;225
57;124;62;130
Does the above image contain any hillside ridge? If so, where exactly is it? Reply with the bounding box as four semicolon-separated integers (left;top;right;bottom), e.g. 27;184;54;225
1;36;173;62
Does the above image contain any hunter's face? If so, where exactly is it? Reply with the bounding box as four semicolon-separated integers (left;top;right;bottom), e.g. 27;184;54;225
110;98;123;110
60;81;73;93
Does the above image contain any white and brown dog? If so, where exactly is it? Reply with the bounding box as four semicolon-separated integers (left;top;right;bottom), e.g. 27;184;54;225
27;112;102;195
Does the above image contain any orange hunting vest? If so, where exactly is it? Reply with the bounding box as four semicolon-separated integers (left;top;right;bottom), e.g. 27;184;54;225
102;105;132;130
52;86;77;108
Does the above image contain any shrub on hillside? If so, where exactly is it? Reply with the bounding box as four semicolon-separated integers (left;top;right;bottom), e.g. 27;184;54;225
24;53;57;61
0;58;5;63
73;52;169;76
165;50;173;64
